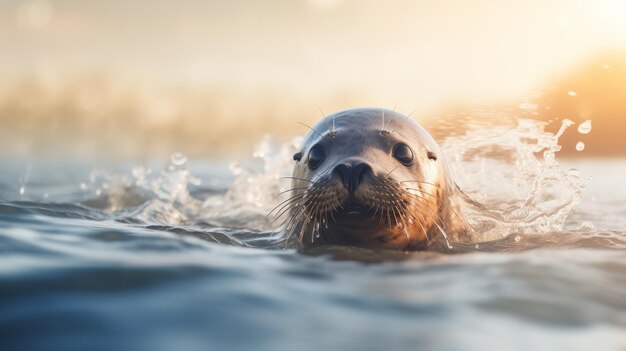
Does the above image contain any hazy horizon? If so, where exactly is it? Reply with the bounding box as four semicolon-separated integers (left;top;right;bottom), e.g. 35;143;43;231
2;0;626;158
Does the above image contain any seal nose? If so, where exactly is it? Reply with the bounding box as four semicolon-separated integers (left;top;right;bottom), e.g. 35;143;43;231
332;162;372;194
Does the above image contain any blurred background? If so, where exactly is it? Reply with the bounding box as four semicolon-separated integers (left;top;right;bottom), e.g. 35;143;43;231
1;0;625;159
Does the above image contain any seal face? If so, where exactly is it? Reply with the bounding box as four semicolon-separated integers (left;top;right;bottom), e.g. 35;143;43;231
281;107;466;250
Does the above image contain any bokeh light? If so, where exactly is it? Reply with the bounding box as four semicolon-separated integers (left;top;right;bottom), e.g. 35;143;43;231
1;0;625;158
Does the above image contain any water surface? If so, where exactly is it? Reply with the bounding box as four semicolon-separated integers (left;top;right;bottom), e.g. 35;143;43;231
1;122;625;351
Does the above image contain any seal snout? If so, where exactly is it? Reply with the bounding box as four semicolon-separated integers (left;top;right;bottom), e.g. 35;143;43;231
332;160;372;194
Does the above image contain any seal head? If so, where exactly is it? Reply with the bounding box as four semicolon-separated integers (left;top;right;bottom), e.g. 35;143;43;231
283;107;466;250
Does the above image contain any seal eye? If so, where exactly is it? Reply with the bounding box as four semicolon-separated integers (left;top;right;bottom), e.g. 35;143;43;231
307;144;325;170
392;143;414;166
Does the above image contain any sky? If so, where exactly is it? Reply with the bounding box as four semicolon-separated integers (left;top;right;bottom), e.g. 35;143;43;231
2;0;626;100
1;0;626;157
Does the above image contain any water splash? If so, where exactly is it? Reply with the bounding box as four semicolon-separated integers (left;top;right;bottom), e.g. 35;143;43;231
442;118;588;242
578;120;592;134
80;153;201;224
132;153;203;225
74;118;587;248
197;117;587;246
200;135;302;230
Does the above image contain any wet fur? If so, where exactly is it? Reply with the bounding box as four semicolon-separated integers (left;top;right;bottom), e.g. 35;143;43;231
273;108;467;250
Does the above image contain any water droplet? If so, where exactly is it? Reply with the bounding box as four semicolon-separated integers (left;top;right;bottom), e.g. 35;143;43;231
170;152;188;167
19;186;25;195
577;120;592;134
567;90;577;97
514;235;521;242
80;182;87;190
576;141;585;151
474;244;480;249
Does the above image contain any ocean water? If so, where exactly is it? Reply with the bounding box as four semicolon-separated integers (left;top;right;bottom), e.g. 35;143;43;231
1;120;625;351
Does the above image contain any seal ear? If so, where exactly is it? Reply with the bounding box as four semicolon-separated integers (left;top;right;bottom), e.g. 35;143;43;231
427;151;437;161
293;152;303;161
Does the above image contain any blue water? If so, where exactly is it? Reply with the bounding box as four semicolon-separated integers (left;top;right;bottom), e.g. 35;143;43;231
1;153;625;351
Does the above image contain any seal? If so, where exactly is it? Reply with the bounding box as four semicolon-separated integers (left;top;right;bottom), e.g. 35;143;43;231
276;107;468;250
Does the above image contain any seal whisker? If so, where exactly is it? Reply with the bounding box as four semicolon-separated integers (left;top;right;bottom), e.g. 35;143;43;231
308;199;326;243
278;214;297;242
303;196;325;235
273;212;301;239
404;187;438;199
390;203;399;227
370;202;380;220
407;188;465;230
316;104;326;118
308;199;323;224
434;220;453;249
280;176;313;183
284;204;310;240
268;193;305;218
316;105;330;130
283;207;305;233
297;221;307;243
274;187;309;197
402;228;411;245
272;210;303;237
273;198;306;224
401;180;442;188
329;204;338;223
414;214;430;242
396;206;412;243
404;194;437;219
385;165;401;178
273;194;317;229
297;121;324;139
404;208;430;242
376;202;385;226
269;199;305;226
440;201;467;230
391;202;400;226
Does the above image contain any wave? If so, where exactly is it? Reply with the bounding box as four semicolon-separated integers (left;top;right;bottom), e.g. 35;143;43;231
4;117;622;253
